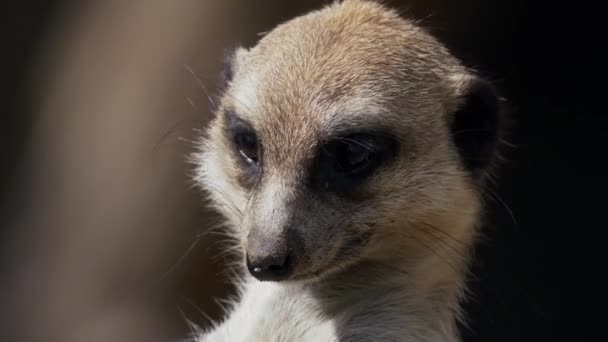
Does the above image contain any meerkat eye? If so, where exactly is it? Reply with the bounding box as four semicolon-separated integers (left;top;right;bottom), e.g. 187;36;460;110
225;111;261;166
311;133;398;193
333;138;375;174
234;131;259;164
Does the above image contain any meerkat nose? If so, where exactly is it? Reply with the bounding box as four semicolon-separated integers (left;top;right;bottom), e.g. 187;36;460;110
246;250;294;281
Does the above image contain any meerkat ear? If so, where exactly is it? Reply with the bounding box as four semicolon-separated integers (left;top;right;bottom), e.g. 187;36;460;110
210;46;248;112
217;46;248;94
448;74;505;175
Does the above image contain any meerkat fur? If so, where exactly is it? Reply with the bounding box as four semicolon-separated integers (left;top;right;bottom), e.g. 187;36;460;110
192;0;505;341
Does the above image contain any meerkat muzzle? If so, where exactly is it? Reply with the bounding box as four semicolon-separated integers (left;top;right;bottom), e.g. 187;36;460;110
246;232;295;281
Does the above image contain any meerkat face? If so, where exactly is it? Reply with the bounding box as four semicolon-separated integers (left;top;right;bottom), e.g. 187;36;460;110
195;0;503;282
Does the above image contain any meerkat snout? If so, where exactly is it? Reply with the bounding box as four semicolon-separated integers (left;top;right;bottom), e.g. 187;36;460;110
245;230;295;281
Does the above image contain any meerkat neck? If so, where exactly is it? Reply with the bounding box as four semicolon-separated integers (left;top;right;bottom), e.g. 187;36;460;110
309;254;467;298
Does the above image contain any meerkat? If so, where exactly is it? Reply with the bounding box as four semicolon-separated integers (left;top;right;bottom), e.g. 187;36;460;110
192;0;505;341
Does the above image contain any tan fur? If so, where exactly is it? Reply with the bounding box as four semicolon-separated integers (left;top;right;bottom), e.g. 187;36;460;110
193;1;497;341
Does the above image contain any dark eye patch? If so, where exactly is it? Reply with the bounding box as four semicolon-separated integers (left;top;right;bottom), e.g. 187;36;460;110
224;111;262;186
310;132;398;194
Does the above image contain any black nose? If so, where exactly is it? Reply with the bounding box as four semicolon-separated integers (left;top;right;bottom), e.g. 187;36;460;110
246;252;294;281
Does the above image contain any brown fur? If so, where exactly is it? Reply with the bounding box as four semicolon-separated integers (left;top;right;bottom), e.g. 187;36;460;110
193;1;503;340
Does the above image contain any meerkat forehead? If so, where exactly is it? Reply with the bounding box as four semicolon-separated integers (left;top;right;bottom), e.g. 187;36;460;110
224;1;468;152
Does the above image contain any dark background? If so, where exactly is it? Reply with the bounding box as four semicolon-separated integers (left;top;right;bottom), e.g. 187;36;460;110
2;0;598;341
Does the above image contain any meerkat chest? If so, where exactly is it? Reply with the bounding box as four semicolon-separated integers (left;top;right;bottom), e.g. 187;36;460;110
197;281;457;342
198;282;337;342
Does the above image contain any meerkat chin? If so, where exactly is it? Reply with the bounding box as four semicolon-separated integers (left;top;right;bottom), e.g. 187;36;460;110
192;0;505;341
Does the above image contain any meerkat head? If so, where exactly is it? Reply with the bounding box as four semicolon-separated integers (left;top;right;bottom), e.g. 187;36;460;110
195;0;504;283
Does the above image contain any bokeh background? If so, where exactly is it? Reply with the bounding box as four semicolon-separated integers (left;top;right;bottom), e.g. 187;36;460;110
1;1;598;341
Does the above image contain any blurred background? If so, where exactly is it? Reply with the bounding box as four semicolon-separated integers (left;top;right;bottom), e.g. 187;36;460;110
1;1;598;341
